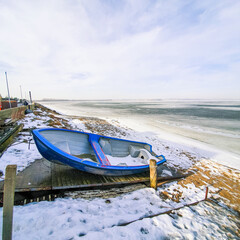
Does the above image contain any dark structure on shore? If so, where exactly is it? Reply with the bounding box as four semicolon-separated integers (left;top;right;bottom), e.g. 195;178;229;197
0;100;17;110
0;95;17;110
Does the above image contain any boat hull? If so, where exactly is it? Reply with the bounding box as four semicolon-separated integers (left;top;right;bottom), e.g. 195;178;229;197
32;128;166;176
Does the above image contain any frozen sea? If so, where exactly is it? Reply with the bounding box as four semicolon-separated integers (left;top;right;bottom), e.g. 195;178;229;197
39;100;240;170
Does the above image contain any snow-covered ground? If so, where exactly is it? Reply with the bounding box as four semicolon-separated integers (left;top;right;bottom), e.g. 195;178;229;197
0;107;204;178
0;109;86;179
0;105;239;239
0;187;239;240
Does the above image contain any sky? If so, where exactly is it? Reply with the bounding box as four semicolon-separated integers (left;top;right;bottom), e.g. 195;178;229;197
0;0;239;100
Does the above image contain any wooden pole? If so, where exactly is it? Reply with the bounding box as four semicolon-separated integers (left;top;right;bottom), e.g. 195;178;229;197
205;186;209;200
2;165;17;240
149;159;157;190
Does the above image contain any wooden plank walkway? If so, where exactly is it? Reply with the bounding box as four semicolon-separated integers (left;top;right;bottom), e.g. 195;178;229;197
0;159;195;206
0;158;151;193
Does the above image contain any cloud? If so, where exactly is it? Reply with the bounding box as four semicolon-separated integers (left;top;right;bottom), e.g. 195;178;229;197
0;0;239;99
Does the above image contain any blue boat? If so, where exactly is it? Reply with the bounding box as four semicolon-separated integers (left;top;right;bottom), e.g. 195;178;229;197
32;128;166;176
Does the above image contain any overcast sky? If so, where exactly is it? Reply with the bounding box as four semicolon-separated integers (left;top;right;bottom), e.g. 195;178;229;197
0;0;239;100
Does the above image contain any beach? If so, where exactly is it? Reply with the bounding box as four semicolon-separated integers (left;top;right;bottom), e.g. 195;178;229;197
1;0;240;238
41;100;240;170
0;103;239;239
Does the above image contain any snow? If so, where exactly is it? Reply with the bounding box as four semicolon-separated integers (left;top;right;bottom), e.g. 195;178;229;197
0;105;239;239
117;117;240;170
106;152;159;166
19;112;51;129
120;128;203;171
0;186;239;239
68;119;88;132
0;111;50;179
107;154;144;166
0;140;41;180
0;110;88;179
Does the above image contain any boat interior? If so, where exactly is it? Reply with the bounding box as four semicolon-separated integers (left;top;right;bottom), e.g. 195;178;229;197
40;130;159;166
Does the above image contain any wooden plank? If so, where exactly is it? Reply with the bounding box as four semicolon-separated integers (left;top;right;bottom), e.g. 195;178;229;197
1;157;194;194
0;124;24;153
0;159;52;193
2;165;16;240
50;160;152;190
52;163;82;188
150;159;157;190
16;159;52;190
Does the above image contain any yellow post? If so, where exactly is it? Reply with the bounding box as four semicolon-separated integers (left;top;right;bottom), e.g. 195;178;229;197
2;165;17;240
150;159;157;190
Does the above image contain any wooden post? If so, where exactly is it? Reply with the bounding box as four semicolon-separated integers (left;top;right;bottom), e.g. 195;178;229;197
205;186;209;200
150;159;157;190
2;165;17;240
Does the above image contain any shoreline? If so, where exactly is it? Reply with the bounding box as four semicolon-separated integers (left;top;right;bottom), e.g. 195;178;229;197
36;103;240;213
0;103;239;239
118;116;240;170
40;101;240;170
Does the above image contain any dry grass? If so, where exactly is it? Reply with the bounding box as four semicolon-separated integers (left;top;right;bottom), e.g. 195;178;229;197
161;159;240;213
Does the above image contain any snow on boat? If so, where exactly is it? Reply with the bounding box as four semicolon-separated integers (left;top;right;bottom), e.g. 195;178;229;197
32;128;166;176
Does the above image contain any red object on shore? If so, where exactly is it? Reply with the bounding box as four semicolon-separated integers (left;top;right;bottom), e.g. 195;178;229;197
0;101;17;110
